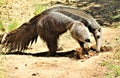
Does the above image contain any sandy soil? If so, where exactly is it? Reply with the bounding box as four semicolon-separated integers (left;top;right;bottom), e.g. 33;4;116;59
1;27;120;78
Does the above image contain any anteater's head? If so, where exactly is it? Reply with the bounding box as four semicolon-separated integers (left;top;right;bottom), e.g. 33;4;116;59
70;21;90;43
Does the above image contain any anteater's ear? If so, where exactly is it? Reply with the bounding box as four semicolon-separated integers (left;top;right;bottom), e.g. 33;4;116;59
96;28;101;32
95;27;101;33
97;28;101;32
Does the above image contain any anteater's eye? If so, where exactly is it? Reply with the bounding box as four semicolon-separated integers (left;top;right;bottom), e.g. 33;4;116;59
97;35;100;39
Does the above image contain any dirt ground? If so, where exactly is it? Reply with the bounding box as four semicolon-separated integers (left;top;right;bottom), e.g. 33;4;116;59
0;0;120;78
0;27;120;78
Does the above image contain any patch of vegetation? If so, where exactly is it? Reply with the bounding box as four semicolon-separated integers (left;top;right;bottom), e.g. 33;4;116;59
112;14;120;20
112;14;120;28
105;65;120;78
0;0;7;6
0;19;19;32
99;48;120;78
0;21;5;32
99;61;109;66
33;4;47;15
7;19;19;32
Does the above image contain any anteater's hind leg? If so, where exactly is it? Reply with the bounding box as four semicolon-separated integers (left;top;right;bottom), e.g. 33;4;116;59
46;35;58;56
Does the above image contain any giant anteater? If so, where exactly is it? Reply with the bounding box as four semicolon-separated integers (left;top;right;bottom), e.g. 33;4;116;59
1;6;101;55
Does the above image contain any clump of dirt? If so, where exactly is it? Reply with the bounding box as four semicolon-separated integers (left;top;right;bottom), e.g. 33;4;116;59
75;45;113;59
101;46;113;52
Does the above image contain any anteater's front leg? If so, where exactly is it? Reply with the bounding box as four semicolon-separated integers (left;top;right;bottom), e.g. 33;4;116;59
78;41;84;48
78;41;90;54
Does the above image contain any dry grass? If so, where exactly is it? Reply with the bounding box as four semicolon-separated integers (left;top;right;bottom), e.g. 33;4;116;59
0;0;35;31
0;0;61;32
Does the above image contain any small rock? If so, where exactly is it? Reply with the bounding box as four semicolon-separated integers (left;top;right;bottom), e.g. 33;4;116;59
32;73;37;76
15;67;18;69
105;46;113;51
25;64;27;66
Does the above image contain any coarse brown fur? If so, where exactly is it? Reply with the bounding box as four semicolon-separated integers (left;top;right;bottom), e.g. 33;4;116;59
0;6;91;55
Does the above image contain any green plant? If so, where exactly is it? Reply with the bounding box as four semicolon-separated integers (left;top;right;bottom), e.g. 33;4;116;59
7;19;19;32
34;4;47;15
100;61;120;78
99;61;108;66
112;14;120;20
105;65;120;78
0;21;5;31
100;48;120;78
0;0;7;6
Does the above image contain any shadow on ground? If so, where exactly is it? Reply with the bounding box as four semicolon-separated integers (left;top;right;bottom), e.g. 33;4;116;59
4;50;76;58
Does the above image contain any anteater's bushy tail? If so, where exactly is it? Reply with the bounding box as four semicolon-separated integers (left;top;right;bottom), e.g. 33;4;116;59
1;22;38;52
0;34;4;44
